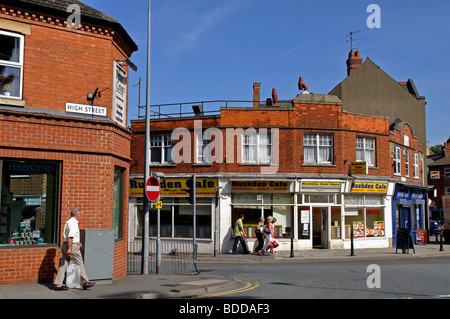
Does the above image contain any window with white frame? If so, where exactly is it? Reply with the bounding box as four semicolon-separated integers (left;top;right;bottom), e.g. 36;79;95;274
242;131;272;164
444;168;450;178
356;137;376;166
304;133;333;164
405;149;409;177
413;153;419;178
196;133;211;164
150;135;174;164
0;30;24;99
394;146;401;175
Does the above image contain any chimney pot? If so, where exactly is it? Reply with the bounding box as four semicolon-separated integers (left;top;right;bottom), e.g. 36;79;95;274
298;77;309;92
272;88;279;106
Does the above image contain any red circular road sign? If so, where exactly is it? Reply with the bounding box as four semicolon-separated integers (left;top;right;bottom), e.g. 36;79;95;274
145;176;160;202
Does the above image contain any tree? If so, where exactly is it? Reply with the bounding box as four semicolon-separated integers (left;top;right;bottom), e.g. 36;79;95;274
430;145;444;155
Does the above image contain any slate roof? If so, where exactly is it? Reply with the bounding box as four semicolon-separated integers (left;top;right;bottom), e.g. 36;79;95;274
3;0;137;52
17;0;118;23
428;156;450;167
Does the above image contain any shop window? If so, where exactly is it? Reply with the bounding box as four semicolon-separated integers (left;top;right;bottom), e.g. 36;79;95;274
298;207;310;239
304;133;333;164
113;167;125;240
136;198;212;240
356;137;376;167
231;193;293;238
330;207;341;239
304;194;336;204
0;30;24;99
344;207;385;238
150;135;174;164
0;160;60;246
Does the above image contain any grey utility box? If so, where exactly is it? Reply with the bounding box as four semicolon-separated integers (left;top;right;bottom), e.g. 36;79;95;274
80;229;114;284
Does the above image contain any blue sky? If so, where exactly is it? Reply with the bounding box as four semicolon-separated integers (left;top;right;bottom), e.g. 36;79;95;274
82;0;449;147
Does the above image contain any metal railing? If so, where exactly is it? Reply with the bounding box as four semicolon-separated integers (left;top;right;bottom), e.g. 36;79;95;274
137;100;263;120
127;240;199;275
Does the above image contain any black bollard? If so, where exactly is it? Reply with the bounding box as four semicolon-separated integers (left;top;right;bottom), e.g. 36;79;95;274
290;237;295;258
440;233;444;252
350;230;355;256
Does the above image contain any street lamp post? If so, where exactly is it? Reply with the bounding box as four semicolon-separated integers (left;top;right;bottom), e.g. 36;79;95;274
141;0;152;275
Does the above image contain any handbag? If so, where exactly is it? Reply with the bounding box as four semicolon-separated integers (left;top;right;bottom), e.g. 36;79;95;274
268;238;279;249
263;227;271;234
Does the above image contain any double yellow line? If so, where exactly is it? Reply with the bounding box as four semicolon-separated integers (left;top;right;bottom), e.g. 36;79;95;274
200;278;260;298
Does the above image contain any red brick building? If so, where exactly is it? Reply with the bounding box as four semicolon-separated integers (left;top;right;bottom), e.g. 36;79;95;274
0;0;137;284
129;51;427;253
428;137;450;222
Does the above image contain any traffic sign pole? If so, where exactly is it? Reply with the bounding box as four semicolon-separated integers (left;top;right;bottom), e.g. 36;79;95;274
156;192;161;274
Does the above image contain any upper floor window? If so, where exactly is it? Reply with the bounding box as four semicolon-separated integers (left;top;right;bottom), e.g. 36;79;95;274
394;146;401;175
242;131;272;164
196;133;211;164
445;168;450;179
304;133;333;164
405;149;409;177
356;137;375;167
413;153;419;178
150;135;174;164
0;30;24;99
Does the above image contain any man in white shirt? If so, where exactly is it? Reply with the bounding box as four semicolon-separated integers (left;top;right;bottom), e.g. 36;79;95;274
54;208;95;291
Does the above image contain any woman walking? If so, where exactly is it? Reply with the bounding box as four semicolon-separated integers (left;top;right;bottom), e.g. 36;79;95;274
254;217;265;253
259;216;274;256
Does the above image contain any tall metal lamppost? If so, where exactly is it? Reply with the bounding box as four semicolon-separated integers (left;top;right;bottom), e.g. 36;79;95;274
141;0;152;275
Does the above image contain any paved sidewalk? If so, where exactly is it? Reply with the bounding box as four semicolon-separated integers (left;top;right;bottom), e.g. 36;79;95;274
0;243;448;299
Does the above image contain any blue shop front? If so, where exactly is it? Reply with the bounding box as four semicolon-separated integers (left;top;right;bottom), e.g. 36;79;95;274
392;183;428;246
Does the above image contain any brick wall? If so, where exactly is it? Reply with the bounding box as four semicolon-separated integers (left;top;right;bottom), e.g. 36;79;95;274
0;111;131;284
0;5;134;284
390;123;424;185
130;102;393;177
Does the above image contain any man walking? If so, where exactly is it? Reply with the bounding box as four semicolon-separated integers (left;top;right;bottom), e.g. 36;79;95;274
54;208;95;291
233;213;250;254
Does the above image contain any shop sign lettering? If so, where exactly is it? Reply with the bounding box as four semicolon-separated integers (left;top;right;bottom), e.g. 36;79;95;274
231;181;289;191
301;181;341;188
129;178;217;197
351;182;387;193
7;162;55;175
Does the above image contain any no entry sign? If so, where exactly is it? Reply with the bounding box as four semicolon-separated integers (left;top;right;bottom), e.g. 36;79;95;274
145;176;160;202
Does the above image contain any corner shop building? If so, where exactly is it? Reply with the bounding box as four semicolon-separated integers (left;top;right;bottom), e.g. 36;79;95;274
0;0;137;284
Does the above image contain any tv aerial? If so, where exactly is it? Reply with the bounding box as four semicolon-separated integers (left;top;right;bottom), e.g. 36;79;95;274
342;31;367;51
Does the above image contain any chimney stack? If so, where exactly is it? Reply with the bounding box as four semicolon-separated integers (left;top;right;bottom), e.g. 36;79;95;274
253;82;261;107
445;136;450;157
346;50;362;76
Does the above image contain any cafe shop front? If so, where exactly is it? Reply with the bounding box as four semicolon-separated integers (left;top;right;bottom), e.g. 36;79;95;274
129;175;218;254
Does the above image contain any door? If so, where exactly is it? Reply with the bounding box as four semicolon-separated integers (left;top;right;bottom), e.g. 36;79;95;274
312;207;329;249
321;208;329;249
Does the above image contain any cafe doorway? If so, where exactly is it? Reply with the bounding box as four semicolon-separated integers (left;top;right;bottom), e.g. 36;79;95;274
312;207;329;249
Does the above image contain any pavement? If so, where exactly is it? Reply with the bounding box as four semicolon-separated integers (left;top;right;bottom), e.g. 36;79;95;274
0;243;448;300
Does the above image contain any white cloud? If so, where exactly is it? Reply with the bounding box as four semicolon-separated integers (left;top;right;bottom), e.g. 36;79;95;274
172;3;238;52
